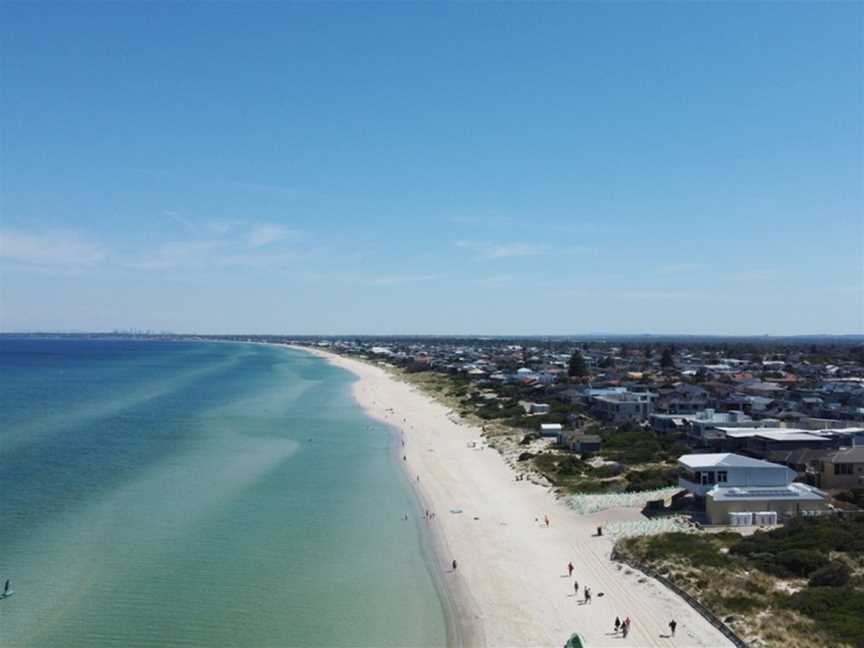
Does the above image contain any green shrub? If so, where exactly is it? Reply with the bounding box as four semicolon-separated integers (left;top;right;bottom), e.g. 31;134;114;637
589;464;624;479
720;595;757;613
625;466;678;491
643;533;732;568
808;561;851;588
751;549;829;578
834;489;864;509
780;587;864;647
730;516;864;560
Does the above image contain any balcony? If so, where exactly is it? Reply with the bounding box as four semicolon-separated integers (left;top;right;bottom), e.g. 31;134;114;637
679;476;711;497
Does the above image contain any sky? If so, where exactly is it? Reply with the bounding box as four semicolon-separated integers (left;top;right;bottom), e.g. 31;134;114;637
1;2;862;336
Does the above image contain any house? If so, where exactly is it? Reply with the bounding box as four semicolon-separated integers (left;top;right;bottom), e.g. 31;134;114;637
678;453;830;524
742;431;837;456
706;483;829;525
540;423;563;438
558;429;602;454
589;391;656;424
649;413;695;435
521;402;551;415
678;453;796;497
686;409;785;449
818;447;864;489
656;384;710;414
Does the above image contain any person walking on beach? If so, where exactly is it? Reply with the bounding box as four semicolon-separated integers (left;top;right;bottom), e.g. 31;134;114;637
567;561;574;577
622;622;629;639
584;587;591;604
452;559;457;571
669;620;677;637
544;515;550;527
573;580;578;597
614;617;621;633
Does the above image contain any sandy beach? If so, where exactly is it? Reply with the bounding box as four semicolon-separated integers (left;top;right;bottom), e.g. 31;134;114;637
299;346;733;648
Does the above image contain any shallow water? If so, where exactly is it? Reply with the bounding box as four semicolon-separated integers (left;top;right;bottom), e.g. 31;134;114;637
0;339;446;647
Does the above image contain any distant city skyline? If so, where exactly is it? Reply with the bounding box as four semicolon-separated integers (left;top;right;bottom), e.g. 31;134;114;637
1;3;862;335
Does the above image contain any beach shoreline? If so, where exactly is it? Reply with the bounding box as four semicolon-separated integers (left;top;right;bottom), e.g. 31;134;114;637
292;344;734;648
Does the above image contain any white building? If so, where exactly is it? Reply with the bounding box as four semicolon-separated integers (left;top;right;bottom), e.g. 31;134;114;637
678;453;795;497
540;423;563;437
678;453;829;524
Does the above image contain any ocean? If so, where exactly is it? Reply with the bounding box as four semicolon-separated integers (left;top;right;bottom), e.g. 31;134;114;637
0;338;447;647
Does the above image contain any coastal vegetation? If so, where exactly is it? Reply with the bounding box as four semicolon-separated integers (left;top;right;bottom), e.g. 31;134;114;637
397;366;691;495
614;516;864;647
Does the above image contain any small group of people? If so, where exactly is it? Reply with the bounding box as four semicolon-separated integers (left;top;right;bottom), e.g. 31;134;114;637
614;616;631;638
424;509;436;521
514;474;526;481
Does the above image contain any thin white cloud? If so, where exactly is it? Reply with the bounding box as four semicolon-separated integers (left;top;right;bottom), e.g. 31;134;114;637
218;252;300;269
448;215;521;227
303;272;442;286
722;269;779;282
657;263;706;275
247;224;300;247
124;239;226;270
612;290;710;301
471;275;518;288
455;240;591;260
0;229;108;267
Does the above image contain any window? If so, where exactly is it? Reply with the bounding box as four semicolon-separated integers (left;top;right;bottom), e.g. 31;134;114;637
836;463;854;475
717;471;728;483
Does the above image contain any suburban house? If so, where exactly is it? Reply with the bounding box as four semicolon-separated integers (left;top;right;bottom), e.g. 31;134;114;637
818;447;864;489
522;402;551;414
588;390;656;424
741;431;837;456
558;429;602;454
656;384;710;414
678;453;830;524
686;410;781;448
679;453;796;496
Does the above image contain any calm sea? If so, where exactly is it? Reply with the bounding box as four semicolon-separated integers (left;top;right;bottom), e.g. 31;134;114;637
0;338;447;647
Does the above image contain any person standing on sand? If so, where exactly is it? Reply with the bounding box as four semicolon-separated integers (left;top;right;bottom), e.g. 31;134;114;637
614;617;621;633
452;559;457;571
567;562;574;577
573;581;578;596
544;515;549;527
669;620;677;637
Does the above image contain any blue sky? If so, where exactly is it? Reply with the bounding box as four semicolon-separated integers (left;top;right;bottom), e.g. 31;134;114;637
1;2;861;335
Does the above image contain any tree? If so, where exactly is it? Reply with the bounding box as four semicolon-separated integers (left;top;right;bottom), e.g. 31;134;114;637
568;350;588;378
660;347;675;369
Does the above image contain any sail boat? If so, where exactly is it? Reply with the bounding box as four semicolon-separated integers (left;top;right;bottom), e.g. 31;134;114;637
1;579;13;600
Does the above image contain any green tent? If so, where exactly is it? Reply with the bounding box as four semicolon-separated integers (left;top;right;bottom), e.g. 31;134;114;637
563;632;585;648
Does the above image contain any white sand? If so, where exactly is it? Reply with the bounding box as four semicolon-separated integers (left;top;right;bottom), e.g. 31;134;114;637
300;347;733;648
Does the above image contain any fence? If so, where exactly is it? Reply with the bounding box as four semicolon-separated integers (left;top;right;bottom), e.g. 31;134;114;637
610;548;748;648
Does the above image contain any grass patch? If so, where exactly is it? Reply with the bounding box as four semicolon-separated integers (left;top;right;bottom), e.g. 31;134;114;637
642;532;734;568
779;587;864;647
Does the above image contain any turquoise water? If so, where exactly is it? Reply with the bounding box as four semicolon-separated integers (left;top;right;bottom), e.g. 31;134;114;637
0;339;447;647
